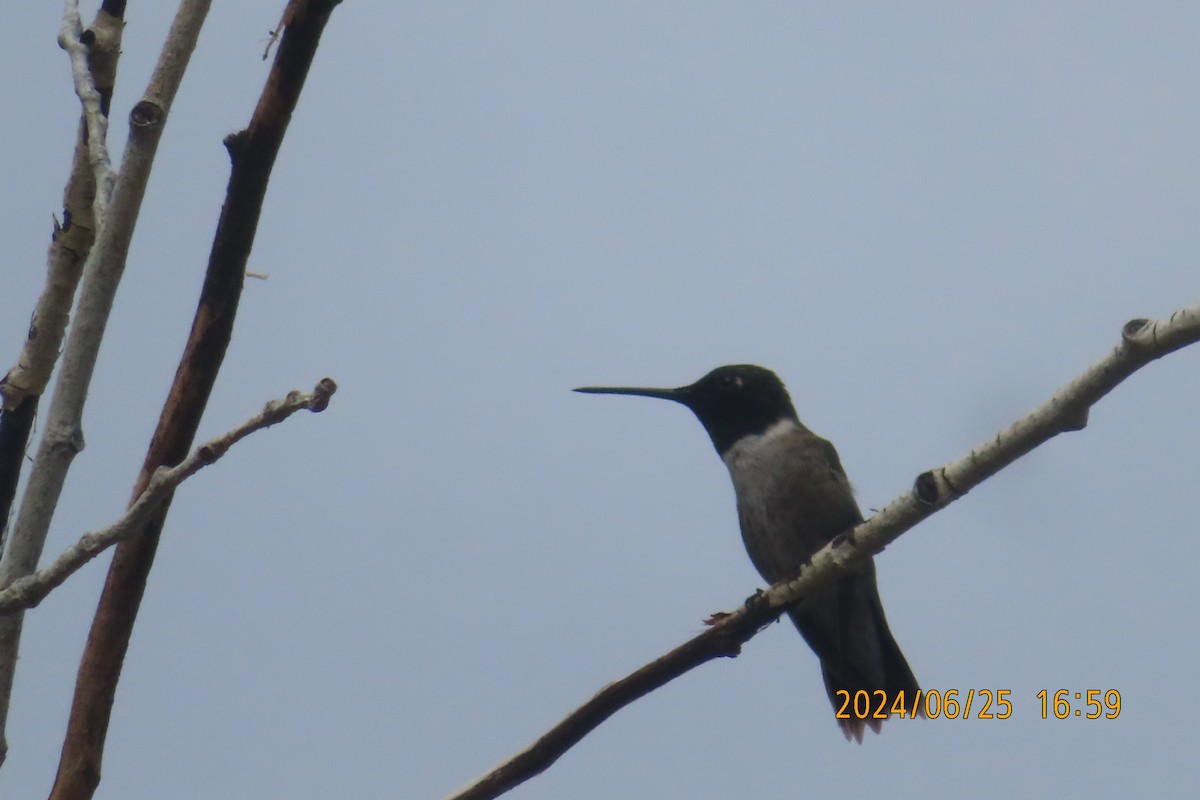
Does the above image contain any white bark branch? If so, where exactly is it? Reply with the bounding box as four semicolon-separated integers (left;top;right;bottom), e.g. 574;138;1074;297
0;379;336;616
0;0;213;761
1;7;124;411
761;308;1200;616
58;1;116;224
1;0;210;585
446;304;1200;800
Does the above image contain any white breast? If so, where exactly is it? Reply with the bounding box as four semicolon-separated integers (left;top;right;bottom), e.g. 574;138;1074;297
721;418;799;474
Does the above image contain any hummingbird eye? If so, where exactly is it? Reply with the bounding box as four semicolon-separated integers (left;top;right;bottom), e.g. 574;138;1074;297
720;374;741;390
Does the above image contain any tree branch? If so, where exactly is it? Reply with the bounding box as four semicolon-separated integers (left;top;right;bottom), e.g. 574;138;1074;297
49;3;343;798
0;379;335;617
57;0;117;225
0;0;192;765
445;304;1200;800
0;5;125;545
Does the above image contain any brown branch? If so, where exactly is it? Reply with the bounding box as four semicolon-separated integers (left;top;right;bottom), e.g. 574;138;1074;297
48;3;343;798
445;305;1200;800
446;599;785;800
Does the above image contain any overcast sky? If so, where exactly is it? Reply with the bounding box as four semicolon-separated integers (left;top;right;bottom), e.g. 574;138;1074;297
2;3;1198;798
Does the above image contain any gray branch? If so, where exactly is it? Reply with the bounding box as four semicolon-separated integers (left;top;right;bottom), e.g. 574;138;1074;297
0;7;124;411
58;0;116;224
760;309;1200;616
0;380;336;616
0;0;213;764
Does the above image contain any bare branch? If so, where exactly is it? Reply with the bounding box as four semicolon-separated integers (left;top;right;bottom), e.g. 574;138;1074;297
0;6;125;539
0;379;335;616
49;4;345;797
445;303;1200;800
0;0;212;766
57;1;116;224
1;7;124;412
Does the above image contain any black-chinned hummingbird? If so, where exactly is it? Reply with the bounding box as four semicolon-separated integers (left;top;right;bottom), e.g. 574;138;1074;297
576;364;919;742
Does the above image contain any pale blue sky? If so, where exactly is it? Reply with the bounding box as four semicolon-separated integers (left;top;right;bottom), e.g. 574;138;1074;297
2;3;1198;798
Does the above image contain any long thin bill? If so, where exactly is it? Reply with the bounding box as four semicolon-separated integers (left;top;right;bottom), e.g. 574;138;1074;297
573;385;685;402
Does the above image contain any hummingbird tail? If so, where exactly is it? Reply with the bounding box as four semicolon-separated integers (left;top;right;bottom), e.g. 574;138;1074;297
785;572;921;743
818;614;922;744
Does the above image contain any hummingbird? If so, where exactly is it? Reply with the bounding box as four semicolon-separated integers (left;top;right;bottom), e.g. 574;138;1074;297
576;364;919;742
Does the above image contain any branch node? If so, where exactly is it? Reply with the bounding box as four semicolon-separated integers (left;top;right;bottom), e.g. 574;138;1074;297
129;100;164;129
223;129;250;162
146;465;172;489
1122;317;1150;340
743;587;769;614
1058;405;1090;432
830;528;858;548
914;470;941;505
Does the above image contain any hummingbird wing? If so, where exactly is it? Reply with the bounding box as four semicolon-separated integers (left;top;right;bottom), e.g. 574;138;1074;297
787;562;921;742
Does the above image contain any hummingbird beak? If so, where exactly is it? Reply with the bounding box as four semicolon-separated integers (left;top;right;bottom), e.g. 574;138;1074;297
573;384;690;405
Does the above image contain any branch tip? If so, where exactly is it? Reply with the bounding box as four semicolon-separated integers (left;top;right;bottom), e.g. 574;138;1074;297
0;380;338;618
309;378;337;411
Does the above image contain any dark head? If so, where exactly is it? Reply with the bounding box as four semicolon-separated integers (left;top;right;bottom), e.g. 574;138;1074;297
575;364;799;456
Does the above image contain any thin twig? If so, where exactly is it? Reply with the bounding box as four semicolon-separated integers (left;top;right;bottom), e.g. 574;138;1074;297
0;379;335;616
58;0;116;223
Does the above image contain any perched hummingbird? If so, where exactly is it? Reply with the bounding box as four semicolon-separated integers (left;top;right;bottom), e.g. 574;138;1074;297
576;364;919;742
